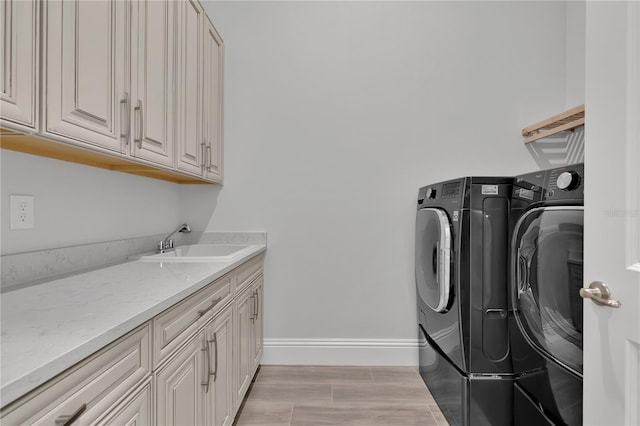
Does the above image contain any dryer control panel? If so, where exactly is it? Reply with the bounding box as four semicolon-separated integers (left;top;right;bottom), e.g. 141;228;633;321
513;163;584;204
546;164;584;201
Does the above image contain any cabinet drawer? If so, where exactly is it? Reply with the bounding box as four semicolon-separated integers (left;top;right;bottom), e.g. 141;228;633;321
153;273;232;367
94;380;152;425
1;324;151;425
235;254;263;294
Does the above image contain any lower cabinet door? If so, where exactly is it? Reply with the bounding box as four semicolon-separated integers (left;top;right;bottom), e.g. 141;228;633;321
155;333;205;426
204;305;234;426
96;381;153;425
251;276;264;373
234;285;254;409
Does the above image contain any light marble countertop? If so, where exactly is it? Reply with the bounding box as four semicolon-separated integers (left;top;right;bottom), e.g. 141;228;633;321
0;244;266;408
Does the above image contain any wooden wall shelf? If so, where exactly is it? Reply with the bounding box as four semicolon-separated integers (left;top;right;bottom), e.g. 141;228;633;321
522;104;585;144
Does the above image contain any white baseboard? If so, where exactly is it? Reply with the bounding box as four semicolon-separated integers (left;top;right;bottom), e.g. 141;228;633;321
262;338;419;366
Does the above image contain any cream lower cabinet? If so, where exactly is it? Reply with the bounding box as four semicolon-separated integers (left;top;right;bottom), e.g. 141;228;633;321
0;325;152;425
155;330;205;426
251;275;265;372
204;305;234;426
233;270;264;411
234;284;255;407
155;303;234;426
0;255;264;426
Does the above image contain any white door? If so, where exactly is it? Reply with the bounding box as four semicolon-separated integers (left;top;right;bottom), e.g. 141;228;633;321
584;2;640;425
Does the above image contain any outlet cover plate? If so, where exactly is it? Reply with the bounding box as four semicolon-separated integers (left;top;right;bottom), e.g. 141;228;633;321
10;195;34;230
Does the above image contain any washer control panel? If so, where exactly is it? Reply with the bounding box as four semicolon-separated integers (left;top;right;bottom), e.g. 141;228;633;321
417;179;465;208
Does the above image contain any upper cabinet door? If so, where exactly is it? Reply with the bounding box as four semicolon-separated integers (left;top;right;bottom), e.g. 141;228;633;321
130;0;175;167
176;0;204;176
43;0;127;153
203;17;224;183
0;0;39;131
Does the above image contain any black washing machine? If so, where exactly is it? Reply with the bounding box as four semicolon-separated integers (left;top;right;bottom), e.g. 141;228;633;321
415;177;516;426
509;164;584;426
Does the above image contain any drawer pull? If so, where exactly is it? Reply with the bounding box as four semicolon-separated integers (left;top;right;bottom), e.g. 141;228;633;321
198;297;223;318
54;403;87;426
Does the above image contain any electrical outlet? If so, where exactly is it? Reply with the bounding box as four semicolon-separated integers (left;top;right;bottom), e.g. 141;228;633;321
10;195;34;230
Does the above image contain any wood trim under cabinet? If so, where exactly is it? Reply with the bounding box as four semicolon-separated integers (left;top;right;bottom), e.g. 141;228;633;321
0;130;214;184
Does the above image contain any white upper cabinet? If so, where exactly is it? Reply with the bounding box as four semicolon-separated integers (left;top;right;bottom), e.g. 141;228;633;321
0;0;39;131
176;0;204;176
203;16;224;183
43;0;127;153
129;0;175;167
6;0;223;183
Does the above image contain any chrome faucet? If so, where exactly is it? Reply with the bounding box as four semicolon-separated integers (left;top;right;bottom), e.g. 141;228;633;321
158;224;191;253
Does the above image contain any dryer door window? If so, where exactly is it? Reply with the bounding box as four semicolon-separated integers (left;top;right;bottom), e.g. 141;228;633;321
416;208;452;313
513;207;583;376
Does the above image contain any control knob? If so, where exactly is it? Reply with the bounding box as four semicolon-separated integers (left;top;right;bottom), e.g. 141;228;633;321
426;188;437;199
556;171;580;191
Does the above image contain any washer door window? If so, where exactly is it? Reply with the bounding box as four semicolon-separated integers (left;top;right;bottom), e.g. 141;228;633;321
513;207;583;376
416;208;452;313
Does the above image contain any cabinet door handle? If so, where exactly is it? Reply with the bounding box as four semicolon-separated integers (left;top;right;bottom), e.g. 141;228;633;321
133;100;143;149
120;92;130;143
206;144;212;171
209;332;218;382
54;403;87;426
250;294;255;322
201;140;206;170
253;289;259;320
198;297;223;318
201;340;211;393
256;290;260;319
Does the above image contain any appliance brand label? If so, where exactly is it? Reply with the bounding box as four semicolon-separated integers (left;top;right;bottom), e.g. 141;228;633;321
482;185;499;195
453;211;459;221
517;188;534;200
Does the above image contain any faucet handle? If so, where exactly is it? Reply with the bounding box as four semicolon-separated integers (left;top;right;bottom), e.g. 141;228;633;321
157;240;165;253
168;239;174;249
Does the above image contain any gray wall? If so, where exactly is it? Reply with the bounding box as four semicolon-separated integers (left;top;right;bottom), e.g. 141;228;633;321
185;1;568;363
0;150;184;255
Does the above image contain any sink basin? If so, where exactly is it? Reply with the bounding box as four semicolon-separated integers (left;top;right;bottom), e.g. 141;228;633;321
134;244;253;262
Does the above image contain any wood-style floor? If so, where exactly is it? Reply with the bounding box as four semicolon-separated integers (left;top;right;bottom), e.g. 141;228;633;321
234;366;449;426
